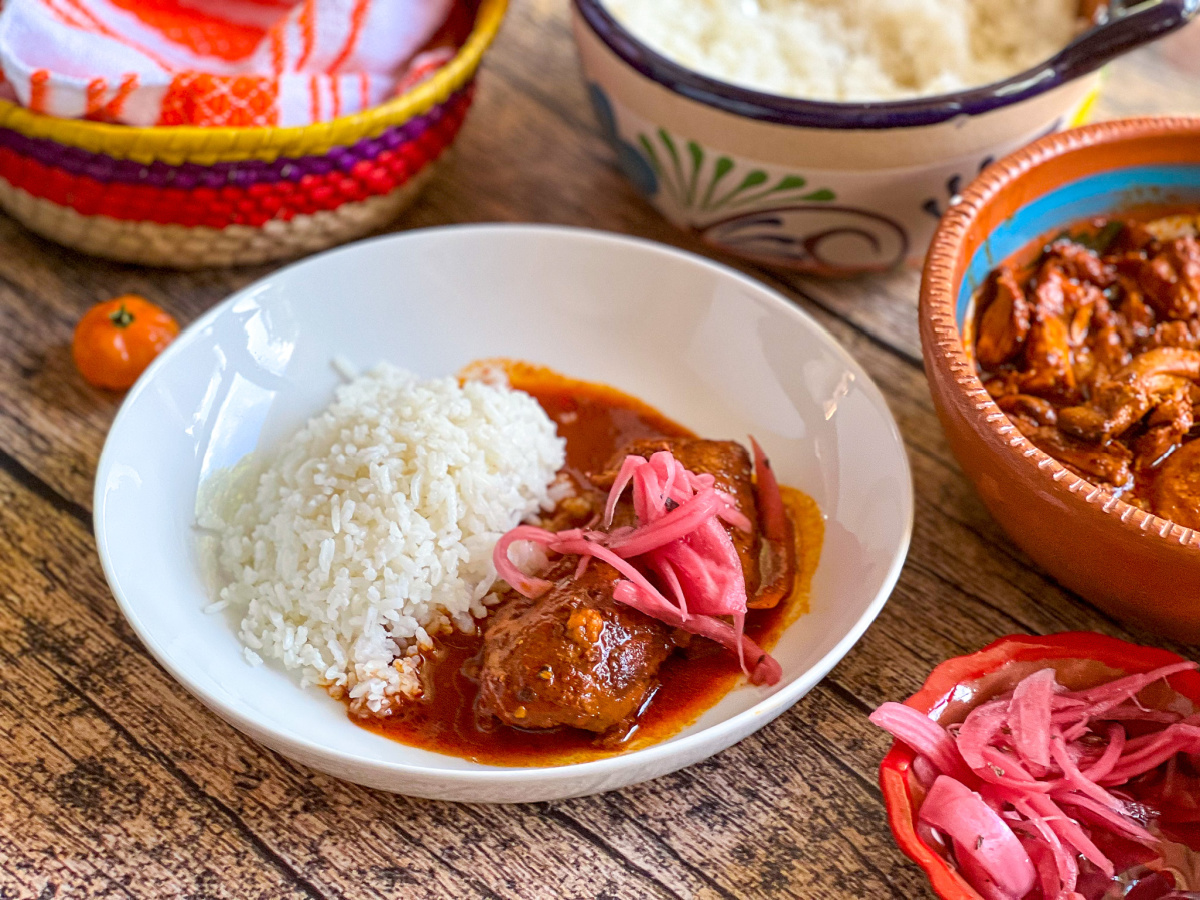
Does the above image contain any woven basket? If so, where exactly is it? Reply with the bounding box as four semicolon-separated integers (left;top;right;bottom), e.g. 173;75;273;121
0;0;507;268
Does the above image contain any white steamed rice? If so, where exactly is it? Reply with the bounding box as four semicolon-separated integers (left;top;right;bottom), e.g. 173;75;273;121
197;363;565;715
603;0;1081;102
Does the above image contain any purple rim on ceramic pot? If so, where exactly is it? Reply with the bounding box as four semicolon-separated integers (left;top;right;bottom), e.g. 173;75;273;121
573;0;1199;130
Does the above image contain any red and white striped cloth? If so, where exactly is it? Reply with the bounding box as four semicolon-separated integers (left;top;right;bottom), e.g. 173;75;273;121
0;0;455;126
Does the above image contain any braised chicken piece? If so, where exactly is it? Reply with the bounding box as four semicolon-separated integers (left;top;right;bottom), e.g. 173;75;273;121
479;436;788;737
976;267;1030;368
1021;312;1076;400
994;393;1057;430
1058;348;1200;443
974;217;1200;520
1149;319;1200;351
1024;426;1133;489
1152;440;1200;529
477;559;675;734
1135;383;1194;471
1140;236;1200;320
1048;239;1117;288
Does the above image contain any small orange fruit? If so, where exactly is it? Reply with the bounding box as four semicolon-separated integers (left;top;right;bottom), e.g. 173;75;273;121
72;294;180;391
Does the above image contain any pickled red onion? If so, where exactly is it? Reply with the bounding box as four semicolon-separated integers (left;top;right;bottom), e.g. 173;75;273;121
868;703;976;784
871;660;1200;900
612;581;780;685
919;776;1037;900
1009;668;1056;772
492;445;784;685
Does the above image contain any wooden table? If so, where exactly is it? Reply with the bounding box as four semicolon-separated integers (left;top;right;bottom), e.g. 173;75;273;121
2;5;1199;898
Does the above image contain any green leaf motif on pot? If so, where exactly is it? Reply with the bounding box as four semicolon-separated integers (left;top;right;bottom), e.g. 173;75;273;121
632;127;836;215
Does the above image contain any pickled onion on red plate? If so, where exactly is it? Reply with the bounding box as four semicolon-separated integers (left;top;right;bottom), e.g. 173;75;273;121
871;660;1200;900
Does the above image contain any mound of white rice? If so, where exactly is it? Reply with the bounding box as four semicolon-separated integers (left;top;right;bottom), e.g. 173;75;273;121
604;0;1081;102
197;364;565;715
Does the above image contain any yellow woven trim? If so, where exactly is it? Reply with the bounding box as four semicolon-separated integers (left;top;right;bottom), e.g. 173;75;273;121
0;0;507;166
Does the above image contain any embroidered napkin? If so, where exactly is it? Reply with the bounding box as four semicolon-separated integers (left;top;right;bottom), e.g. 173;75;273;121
0;0;455;126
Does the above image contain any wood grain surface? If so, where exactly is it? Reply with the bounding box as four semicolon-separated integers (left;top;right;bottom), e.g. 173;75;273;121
1;3;1199;898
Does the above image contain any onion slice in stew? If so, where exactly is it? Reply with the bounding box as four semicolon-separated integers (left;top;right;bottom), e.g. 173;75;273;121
871;660;1199;900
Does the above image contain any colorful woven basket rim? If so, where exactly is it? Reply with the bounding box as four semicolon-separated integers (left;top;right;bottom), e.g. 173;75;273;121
0;0;507;166
0;87;473;230
0;88;470;186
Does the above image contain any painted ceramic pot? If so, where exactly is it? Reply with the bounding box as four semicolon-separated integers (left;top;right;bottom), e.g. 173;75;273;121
920;116;1200;641
571;0;1198;276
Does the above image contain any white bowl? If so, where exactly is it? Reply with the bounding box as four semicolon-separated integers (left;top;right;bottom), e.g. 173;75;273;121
94;225;912;802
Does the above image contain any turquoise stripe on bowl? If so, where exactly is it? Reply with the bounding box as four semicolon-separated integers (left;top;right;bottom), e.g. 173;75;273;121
955;163;1200;327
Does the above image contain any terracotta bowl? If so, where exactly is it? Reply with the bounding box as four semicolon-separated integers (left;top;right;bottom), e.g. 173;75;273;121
920;116;1200;641
571;0;1197;276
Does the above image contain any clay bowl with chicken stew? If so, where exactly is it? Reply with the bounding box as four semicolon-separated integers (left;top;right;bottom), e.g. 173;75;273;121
921;116;1200;640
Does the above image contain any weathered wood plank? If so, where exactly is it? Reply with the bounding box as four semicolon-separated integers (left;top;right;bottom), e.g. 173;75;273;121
0;785;138;900
0;2;1195;898
0;603;321;897
0;466;699;900
558;680;939;899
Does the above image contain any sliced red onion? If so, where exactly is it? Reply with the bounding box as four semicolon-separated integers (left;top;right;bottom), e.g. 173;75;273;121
715;491;753;532
872;659;1200;900
958;700;1013;772
1019;835;1065;900
602;455;645;528
919;776;1037;900
1068;662;1197;711
1100;725;1200;785
869;702;976;784
977;746;1053;794
607;490;722;557
1009;668;1057;772
611;581;780;685
1054;792;1156;846
1008;795;1079;893
491;524;558;598
1048;727;1123;811
749;436;788;543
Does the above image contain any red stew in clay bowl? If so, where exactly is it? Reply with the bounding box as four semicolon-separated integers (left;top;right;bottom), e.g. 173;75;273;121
920;117;1200;641
874;632;1200;900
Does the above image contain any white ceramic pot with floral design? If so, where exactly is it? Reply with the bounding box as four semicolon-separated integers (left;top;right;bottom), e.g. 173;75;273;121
571;0;1198;276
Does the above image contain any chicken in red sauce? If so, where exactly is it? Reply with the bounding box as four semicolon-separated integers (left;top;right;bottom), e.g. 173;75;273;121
479;558;676;734
974;213;1200;526
479;437;792;738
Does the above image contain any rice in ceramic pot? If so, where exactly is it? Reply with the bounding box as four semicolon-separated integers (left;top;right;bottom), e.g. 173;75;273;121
603;0;1083;102
197;364;565;716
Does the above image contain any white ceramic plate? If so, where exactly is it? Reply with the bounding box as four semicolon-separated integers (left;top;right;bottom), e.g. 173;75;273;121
95;225;912;803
